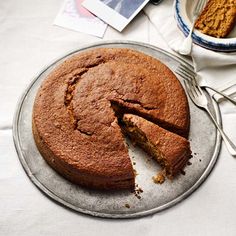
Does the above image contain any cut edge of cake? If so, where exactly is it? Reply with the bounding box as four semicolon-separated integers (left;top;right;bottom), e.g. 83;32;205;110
121;114;192;180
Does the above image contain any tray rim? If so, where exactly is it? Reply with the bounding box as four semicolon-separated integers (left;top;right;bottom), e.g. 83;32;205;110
12;40;222;219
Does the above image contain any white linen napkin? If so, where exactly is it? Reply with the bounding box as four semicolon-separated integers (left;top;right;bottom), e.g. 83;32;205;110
144;0;236;73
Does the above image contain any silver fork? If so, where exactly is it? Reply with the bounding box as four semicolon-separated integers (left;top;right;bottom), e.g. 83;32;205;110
176;65;236;105
178;0;206;55
184;79;236;157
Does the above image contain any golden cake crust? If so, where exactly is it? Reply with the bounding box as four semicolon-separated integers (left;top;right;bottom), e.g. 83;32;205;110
32;48;190;190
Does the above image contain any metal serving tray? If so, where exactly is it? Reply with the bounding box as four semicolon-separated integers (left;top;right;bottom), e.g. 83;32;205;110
13;41;221;218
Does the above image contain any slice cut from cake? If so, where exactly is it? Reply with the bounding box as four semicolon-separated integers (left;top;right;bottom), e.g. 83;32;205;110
122;114;191;178
195;0;236;38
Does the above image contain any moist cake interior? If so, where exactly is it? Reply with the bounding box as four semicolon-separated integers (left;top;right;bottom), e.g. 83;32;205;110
121;114;191;179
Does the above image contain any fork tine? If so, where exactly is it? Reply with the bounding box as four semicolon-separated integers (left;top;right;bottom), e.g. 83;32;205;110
177;65;200;91
188;81;199;98
195;83;203;95
188;79;205;100
195;0;206;13
199;0;206;11
177;65;195;80
176;65;196;85
183;80;190;95
180;67;203;95
177;67;194;80
175;70;191;81
179;64;196;77
184;80;196;101
187;79;204;100
194;0;202;14
184;79;208;108
176;64;205;98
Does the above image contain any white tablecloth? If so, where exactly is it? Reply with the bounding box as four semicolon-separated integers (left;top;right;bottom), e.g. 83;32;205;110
1;1;236;235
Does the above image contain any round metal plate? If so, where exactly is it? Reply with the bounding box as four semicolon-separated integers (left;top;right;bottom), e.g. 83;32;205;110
13;41;222;218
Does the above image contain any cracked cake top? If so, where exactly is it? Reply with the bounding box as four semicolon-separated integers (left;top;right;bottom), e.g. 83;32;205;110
32;48;190;190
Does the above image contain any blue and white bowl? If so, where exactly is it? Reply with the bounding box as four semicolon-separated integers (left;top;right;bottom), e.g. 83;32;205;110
175;0;236;52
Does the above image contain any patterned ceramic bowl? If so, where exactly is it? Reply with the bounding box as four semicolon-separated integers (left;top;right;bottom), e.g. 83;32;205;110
175;0;236;52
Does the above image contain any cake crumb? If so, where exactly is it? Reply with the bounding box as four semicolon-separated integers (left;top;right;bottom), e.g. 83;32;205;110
125;204;130;208
132;184;143;199
136;187;143;193
187;161;192;166
152;172;165;184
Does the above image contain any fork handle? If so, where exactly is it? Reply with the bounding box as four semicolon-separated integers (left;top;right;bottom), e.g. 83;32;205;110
206;107;236;157
178;24;194;55
205;86;236;105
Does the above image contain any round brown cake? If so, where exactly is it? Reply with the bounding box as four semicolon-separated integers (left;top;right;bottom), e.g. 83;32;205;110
32;48;190;190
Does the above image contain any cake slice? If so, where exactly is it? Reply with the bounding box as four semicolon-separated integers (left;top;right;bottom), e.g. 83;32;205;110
195;0;236;38
122;114;191;178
